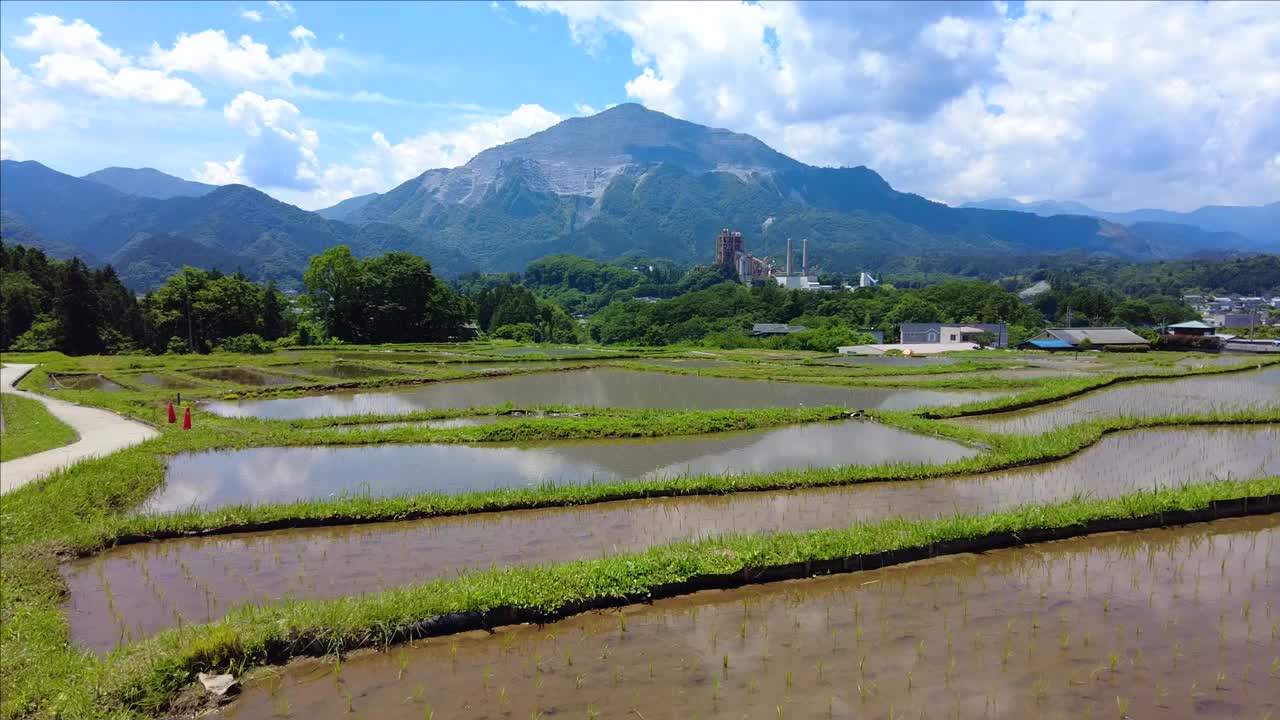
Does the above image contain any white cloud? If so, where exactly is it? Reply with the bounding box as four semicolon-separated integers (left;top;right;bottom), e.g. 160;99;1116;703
241;9;264;22
573;103;597;116
14;15;125;67
147;28;325;86
1;52;66;131
370;103;561;182
523;0;1280;210
206;91;319;189
214;103;562;209
0;137;18;160
267;1;296;18
10;16;205;112
289;25;316;42
35;53;205;107
193;155;247;185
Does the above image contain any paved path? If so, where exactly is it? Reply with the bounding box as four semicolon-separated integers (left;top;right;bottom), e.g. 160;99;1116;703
0;363;159;494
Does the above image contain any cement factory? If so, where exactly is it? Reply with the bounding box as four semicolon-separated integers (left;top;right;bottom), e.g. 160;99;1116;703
714;229;876;291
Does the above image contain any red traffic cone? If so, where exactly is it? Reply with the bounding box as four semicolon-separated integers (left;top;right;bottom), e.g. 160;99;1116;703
182;407;192;430
167;402;176;424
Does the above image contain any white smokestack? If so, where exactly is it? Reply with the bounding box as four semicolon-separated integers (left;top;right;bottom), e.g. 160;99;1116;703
802;238;808;276
786;238;793;276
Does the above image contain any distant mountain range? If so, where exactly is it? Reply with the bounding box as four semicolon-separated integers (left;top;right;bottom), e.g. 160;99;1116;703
82;167;218;199
963;198;1278;249
1;104;1274;290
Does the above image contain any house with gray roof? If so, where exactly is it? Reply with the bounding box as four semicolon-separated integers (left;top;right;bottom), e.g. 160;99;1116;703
1021;327;1149;350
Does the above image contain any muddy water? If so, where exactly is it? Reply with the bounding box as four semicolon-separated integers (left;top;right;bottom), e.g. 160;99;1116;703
45;373;122;391
220;514;1280;720
276;363;404;379
64;426;1279;652
130;373;202;389
956;366;1280;434
137;421;979;512
185;367;296;387
636;359;745;369
203;368;1009;419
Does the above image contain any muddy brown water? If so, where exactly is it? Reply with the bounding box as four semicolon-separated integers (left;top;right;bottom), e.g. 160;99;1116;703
130;373;202;389
203;368;1010;419
63;426;1279;652
275;363;404;380
185;367;296;387
45;373;122;391
955;366;1280;434
219;514;1280;720
136;421;979;512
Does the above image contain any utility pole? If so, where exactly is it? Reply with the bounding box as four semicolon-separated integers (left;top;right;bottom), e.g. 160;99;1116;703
184;274;195;353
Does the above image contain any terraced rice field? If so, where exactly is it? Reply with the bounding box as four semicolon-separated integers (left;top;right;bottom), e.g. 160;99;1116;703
5;346;1277;719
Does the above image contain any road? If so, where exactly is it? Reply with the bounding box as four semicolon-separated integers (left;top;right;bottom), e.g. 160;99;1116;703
0;363;159;494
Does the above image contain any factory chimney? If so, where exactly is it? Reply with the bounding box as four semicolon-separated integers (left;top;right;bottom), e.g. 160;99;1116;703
785;238;793;276
802;238;808;276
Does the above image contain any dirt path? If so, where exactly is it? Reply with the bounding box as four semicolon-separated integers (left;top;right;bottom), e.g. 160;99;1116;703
0;364;159;494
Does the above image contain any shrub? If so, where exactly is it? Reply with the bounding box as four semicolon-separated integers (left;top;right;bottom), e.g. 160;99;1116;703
216;333;271;354
164;336;191;355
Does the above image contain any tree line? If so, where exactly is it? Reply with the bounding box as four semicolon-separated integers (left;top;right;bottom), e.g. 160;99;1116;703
1;242;472;355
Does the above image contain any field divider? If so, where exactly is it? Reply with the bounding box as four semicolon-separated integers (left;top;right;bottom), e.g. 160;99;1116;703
103;479;1279;714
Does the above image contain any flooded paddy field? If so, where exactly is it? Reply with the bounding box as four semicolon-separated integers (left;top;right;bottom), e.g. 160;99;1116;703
45;373;123;391
184;367;297;387
64;426;1277;651
273;363;406;380
955;366;1280;434
813;355;965;367
203;368;1010;419
321;416;509;432
137;421;979;512
219;514;1280;720
127;372;203;389
495;346;621;357
635;359;746;369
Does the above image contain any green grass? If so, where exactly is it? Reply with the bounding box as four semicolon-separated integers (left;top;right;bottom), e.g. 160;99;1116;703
0;393;79;462
87;478;1280;716
1;342;1278;719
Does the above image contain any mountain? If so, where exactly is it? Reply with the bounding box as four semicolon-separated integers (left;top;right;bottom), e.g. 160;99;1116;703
0;210;95;262
4;105;1272;289
316;192;379;220
964;197;1279;248
82;167;218;199
0;160;471;289
347;103;1247;272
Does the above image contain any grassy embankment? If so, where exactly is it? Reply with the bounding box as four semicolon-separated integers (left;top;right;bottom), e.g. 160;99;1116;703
1;345;1277;717
0;393;79;462
11;478;1279;717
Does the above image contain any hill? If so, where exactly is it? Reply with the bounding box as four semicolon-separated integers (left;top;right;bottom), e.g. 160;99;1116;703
0;161;470;289
82;167;218;199
3;105;1271;286
315;192;379;220
964;197;1278;249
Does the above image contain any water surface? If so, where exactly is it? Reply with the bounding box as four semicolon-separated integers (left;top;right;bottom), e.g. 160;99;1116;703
66;425;1278;650
45;374;122;391
139;420;979;511
276;363;403;379
219;515;1280;720
130;373;202;389
956;367;1280;433
205;368;1009;419
185;367;296;387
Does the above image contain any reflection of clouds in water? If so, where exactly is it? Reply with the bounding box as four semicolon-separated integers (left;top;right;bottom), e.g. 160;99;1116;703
207;369;1009;420
142;422;976;511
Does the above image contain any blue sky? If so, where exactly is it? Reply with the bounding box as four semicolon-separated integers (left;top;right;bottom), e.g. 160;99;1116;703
2;1;1277;211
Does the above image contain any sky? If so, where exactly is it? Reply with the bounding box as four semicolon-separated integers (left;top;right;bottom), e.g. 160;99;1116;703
1;0;1277;212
